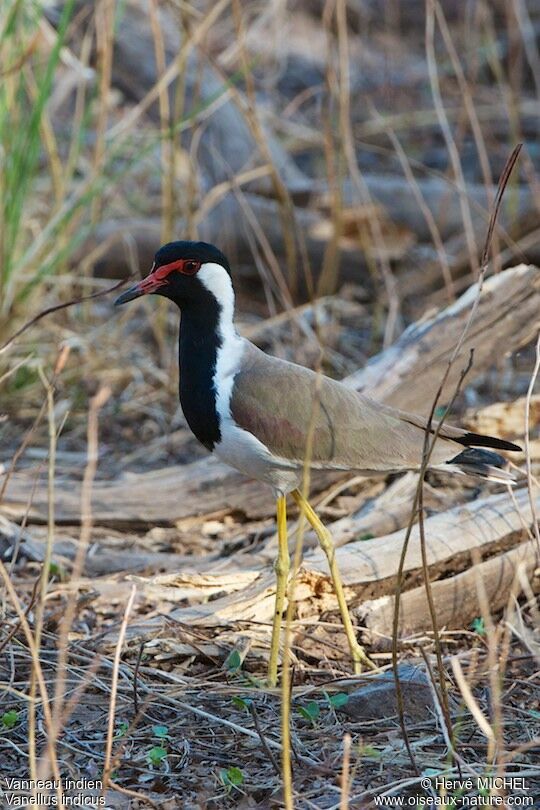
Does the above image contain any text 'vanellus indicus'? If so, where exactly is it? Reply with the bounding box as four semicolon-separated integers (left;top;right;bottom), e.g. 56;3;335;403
115;240;521;686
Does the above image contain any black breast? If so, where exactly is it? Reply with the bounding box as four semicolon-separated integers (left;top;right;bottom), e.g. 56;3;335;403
178;301;222;451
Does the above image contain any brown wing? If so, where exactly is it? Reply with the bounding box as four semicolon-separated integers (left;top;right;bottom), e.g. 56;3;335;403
230;343;463;473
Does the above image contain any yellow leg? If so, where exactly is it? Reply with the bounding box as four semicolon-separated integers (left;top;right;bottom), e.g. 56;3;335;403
291;488;373;673
268;495;290;688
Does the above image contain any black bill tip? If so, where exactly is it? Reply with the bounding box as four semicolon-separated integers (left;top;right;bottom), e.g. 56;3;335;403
114;285;143;306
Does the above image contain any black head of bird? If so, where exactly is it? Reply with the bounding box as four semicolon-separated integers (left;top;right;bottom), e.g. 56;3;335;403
115;239;521;686
114;240;231;308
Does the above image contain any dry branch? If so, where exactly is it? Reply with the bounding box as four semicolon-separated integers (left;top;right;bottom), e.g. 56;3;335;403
344;263;540;411
304;487;539;599
310;175;536;244
360;539;539;647
110;486;539;646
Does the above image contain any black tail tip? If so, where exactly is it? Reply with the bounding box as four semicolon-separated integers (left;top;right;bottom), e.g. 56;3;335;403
451;447;506;469
460;432;522;453
447;447;517;483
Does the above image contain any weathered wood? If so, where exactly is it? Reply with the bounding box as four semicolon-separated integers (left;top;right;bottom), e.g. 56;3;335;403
304;487;538;600
464;395;540;442
344;263;540;412
128;570;261;602
0;514;227;575
310;473;456;549
360;539;540;647
311;176;535;244
113;486;538;645
0;457;343;525
1;264;536;525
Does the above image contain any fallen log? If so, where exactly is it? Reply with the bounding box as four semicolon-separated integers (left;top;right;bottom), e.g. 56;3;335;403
2;264;537;525
304;487;538;600
0;456;279;524
260;472;459;560
344;263;540;412
310;176;536;245
108;486;539;646
360;539;540;649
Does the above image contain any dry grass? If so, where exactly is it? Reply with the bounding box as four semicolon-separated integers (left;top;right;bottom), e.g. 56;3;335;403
0;603;539;806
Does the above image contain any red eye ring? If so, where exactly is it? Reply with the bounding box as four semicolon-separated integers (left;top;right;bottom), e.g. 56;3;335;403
151;258;201;278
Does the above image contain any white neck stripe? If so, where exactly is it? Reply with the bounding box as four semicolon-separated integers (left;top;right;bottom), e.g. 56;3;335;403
197;262;245;418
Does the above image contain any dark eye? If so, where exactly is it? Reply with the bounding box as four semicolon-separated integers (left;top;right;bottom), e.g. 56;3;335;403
183;260;200;274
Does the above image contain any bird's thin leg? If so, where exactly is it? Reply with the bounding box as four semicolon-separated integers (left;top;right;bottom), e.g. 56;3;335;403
268;494;290;687
291;489;373;674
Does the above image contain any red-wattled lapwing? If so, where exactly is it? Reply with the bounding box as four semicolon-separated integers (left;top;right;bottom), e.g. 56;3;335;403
115;240;521;686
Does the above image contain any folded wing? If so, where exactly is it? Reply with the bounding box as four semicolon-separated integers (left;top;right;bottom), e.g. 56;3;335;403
230;343;519;476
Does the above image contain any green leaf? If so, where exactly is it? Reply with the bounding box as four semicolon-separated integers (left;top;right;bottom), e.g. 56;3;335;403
152;724;169;739
225;649;242;672
13;365;38;391
220;766;244;789
358;744;382;759
297;701;320;723
1;710;19;729
231;696;252;712
359;533;374;541
328;692;349;709
115;720;129;738
146;746;168;767
471;616;486;636
48;561;67;581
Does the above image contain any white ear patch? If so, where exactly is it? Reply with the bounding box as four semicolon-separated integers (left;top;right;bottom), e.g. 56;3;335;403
197;263;235;320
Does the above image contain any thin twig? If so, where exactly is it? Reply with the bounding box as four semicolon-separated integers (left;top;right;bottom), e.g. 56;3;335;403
103;585;137;786
133;641;145;718
524;333;540;556
249;701;281;777
0;277;128;355
339;732;352;810
0;575;40;656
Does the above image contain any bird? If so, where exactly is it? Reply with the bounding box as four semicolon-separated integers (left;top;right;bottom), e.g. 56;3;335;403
115;240;521;686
